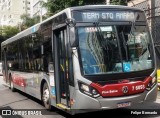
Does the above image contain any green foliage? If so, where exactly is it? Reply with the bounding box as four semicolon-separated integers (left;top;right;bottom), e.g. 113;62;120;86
20;14;39;30
0;35;5;43
20;0;129;30
2;26;19;39
20;14;47;30
110;0;127;5
20;14;35;28
43;0;105;15
0;26;19;59
42;0;73;14
83;0;105;5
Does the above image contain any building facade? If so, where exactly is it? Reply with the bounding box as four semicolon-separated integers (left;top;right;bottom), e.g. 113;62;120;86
128;0;160;43
31;0;47;18
128;0;160;67
0;0;31;26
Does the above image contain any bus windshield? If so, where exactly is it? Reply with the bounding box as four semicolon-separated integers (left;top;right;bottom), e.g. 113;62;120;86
78;24;154;75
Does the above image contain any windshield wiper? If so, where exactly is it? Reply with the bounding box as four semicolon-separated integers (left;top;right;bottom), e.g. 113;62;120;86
121;32;129;61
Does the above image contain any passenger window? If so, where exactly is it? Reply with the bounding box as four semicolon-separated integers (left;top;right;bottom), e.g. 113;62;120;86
43;40;52;72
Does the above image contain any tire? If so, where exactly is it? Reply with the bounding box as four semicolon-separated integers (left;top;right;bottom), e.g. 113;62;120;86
10;75;16;92
42;82;51;110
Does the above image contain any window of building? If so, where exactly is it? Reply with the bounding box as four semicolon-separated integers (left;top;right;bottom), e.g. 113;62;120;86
8;15;12;18
8;2;10;6
3;15;6;21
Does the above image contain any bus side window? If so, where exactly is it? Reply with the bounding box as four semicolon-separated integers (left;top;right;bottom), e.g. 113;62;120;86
33;46;42;71
43;55;48;72
7;41;19;70
43;40;52;72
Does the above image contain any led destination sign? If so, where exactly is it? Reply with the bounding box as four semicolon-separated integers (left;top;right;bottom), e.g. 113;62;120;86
73;10;145;22
82;12;134;21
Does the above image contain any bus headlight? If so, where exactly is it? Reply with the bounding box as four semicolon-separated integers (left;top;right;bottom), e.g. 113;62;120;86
78;81;100;98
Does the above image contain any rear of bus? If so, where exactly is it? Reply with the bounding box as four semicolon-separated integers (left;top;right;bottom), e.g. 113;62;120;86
68;6;157;112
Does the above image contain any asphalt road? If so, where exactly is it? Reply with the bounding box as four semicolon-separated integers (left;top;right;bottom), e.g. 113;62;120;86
0;76;160;118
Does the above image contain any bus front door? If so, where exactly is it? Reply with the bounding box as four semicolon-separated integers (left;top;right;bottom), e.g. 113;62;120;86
54;27;70;108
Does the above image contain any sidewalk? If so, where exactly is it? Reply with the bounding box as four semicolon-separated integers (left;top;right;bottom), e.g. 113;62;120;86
0;76;4;85
0;76;7;90
156;90;160;104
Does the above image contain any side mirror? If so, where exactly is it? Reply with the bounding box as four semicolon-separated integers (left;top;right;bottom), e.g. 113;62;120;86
66;18;78;47
69;27;78;47
66;18;76;27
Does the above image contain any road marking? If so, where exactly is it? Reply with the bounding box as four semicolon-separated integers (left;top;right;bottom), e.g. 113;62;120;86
0;116;2;118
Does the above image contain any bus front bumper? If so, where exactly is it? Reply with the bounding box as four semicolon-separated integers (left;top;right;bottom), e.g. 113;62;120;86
73;84;157;110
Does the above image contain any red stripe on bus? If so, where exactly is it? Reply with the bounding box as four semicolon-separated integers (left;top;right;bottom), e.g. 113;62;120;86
90;76;152;97
12;75;26;87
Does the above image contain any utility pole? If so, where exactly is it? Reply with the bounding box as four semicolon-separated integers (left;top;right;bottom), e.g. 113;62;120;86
40;0;43;23
40;8;42;23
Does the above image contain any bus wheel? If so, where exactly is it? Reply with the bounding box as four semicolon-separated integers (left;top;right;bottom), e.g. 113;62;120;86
10;76;16;92
42;83;51;110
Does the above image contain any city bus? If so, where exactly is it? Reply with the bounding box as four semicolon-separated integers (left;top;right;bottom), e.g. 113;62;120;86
1;5;157;114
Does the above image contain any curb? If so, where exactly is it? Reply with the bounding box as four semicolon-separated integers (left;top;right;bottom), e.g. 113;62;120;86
2;83;9;88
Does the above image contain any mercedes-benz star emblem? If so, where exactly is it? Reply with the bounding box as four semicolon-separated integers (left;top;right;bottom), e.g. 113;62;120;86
122;86;128;94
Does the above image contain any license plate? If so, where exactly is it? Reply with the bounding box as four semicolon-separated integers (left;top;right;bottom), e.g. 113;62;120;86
117;101;131;108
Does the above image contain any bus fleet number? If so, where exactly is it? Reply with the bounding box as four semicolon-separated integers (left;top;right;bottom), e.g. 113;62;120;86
132;85;145;91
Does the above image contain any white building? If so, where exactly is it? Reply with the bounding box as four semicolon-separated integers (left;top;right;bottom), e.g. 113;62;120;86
31;0;47;18
0;0;31;26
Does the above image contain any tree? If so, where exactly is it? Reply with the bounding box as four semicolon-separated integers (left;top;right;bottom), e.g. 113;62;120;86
83;0;105;5
2;26;19;39
0;35;5;45
42;0;71;15
110;0;127;5
0;26;19;60
20;14;35;30
20;14;47;30
43;0;106;15
0;35;4;41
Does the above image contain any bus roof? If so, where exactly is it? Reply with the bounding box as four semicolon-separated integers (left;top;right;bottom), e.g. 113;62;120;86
69;5;142;11
1;5;143;47
1;8;71;47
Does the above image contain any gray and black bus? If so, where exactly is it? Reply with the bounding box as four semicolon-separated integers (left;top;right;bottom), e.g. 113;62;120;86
1;5;157;114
